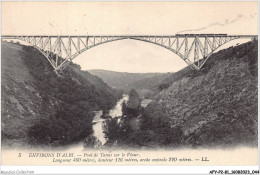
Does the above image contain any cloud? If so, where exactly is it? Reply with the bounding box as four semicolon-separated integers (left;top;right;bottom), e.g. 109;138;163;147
176;14;244;34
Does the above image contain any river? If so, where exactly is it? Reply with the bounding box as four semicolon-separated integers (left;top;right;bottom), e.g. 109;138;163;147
50;94;151;151
92;94;129;145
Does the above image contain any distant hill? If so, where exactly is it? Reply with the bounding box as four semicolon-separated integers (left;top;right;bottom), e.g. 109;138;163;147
88;69;165;88
125;73;172;98
88;69;172;98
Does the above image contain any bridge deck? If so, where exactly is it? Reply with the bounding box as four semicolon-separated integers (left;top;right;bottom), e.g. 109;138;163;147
2;34;258;38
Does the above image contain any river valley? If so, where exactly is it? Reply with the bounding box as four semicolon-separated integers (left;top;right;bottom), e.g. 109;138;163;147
92;94;129;145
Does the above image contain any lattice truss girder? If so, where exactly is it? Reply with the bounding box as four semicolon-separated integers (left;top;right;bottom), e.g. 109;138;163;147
4;35;256;71
130;35;241;70
16;36;129;71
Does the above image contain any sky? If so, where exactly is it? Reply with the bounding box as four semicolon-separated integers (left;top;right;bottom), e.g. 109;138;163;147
2;2;258;73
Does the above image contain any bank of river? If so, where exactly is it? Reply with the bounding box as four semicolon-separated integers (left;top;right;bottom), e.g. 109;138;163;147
92;94;129;145
58;95;152;151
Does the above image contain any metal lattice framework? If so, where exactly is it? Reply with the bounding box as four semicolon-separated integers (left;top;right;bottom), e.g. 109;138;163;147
2;34;257;72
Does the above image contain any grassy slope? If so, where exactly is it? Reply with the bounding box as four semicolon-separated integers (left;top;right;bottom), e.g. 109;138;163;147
1;42;38;143
154;40;258;146
1;41;122;146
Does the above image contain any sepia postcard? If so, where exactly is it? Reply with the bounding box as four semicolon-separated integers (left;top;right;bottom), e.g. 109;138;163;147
1;1;259;174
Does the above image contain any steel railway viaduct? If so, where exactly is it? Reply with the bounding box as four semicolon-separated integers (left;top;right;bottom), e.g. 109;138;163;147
2;34;257;72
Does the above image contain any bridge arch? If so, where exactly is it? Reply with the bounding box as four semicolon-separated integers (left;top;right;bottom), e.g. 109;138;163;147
2;34;257;72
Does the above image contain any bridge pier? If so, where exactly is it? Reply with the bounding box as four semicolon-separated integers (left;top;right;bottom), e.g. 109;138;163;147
54;68;64;75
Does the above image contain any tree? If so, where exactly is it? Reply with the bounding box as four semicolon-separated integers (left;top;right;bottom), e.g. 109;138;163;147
126;89;141;117
121;100;128;115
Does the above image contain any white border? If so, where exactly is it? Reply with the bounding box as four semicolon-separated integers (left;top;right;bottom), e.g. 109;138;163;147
0;0;259;174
